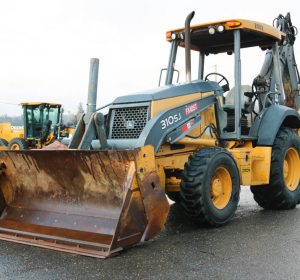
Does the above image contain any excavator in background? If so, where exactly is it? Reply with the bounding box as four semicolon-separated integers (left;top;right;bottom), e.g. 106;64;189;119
0;102;73;149
0;12;299;258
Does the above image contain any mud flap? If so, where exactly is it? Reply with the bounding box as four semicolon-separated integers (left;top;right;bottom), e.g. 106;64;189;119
0;146;169;258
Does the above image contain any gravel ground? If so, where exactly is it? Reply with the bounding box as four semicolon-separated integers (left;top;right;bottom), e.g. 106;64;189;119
0;188;299;280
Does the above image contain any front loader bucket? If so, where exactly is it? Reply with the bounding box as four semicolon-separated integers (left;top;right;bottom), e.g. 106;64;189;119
0;146;169;258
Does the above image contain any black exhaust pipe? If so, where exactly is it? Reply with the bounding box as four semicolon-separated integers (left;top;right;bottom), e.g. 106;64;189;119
185;11;195;82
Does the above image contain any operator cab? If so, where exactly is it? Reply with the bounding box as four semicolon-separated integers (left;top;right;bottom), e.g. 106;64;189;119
164;14;294;140
21;102;61;143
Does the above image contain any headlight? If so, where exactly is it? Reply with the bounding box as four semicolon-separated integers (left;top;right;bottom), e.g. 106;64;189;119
217;25;225;32
208;27;216;35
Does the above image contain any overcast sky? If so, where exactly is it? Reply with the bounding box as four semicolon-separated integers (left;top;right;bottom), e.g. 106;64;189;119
0;0;299;116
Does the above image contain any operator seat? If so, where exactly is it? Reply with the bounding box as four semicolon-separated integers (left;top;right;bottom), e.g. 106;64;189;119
224;85;252;108
222;85;252;135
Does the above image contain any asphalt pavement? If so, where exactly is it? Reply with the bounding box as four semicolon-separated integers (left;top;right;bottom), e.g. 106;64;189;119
0;188;299;280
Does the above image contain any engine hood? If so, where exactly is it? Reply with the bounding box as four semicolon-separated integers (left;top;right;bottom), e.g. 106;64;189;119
112;80;221;104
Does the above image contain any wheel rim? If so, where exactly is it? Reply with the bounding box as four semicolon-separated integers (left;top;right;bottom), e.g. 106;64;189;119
284;147;300;191
10;143;20;150
210;167;232;209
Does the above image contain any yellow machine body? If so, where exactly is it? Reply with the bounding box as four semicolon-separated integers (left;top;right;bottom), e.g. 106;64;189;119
0;123;24;142
151;92;273;192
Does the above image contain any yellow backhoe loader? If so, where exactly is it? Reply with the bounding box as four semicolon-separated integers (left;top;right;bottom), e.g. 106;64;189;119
0;102;73;150
0;12;299;258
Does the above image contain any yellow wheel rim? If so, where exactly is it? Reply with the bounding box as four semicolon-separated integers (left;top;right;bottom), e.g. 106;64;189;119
210;167;232;209
284;147;300;191
10;143;20;150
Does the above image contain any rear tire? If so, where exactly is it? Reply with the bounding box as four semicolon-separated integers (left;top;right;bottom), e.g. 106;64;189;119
251;127;300;209
0;138;8;146
180;147;240;226
8;138;28;150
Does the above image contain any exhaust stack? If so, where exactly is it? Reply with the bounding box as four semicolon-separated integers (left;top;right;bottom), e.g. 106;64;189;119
185;11;195;82
87;58;99;114
69;58;100;148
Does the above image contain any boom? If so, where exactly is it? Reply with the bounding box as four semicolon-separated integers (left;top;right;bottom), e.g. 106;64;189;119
254;13;300;110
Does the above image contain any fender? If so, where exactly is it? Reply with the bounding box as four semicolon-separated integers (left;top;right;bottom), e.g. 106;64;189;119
250;104;300;146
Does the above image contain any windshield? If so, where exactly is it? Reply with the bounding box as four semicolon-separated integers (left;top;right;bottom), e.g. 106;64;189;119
25;105;60;139
171;46;264;88
45;107;60;126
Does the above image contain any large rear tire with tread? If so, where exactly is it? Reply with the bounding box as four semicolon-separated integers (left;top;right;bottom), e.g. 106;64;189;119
180;147;240;226
0;138;8;146
8;138;28;150
250;127;300;209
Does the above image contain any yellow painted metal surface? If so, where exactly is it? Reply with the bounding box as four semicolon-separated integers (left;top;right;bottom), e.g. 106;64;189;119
156;144;197;157
156;149;195;193
230;145;272;186
165;177;181;192
284;147;300;191
251;146;272;185
211;167;232;209
10;143;20;150
177;137;217;146
0;123;24;142
150;92;213;117
166;18;283;43
156;152;191;171
20;102;61;107
158;139;273;191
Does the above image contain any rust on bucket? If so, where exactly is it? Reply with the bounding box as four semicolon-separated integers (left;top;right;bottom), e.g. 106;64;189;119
0;146;169;258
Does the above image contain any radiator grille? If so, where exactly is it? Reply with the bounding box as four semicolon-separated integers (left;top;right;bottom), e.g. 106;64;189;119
110;106;149;139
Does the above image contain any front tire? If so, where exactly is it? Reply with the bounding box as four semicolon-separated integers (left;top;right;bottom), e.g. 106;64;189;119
180;147;240;226
251;127;300;209
8;138;28;150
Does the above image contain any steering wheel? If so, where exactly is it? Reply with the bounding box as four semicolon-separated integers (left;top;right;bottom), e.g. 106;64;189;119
205;72;230;92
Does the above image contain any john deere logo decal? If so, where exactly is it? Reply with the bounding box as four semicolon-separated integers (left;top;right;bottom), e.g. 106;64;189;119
125;120;135;129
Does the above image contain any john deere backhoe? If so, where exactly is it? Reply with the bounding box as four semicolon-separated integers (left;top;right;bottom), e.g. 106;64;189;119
0;12;299;258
